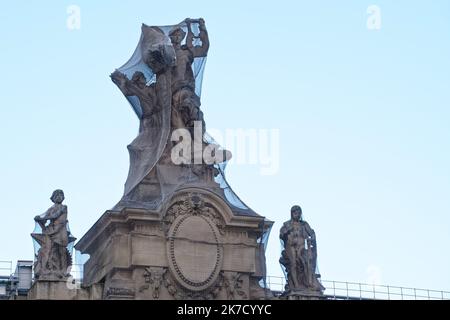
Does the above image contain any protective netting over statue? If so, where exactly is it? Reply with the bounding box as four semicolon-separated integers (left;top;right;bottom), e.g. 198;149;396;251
205;132;254;213
116;22;206;119
111;19;259;217
32;221;76;263
256;221;273;294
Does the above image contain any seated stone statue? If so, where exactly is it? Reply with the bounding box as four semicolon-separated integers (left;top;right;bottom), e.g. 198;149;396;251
279;205;324;293
32;190;76;281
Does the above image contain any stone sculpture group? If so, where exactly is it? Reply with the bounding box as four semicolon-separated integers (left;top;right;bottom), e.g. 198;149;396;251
29;18;325;300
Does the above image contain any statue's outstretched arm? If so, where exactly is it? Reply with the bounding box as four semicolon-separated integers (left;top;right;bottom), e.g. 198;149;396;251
35;206;54;223
186;18;209;58
34;205;65;229
111;70;132;96
185;18;195;49
34;214;47;229
197;19;210;56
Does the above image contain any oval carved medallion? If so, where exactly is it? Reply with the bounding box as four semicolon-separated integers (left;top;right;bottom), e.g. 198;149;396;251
167;214;223;291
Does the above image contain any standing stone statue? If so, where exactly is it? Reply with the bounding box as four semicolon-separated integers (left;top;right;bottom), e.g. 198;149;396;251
279;205;324;294
32;190;76;281
169;18;208;133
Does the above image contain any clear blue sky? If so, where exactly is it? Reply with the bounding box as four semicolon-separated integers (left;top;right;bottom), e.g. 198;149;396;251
1;1;449;291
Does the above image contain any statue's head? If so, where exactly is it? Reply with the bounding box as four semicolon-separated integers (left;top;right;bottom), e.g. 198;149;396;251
141;25;176;74
132;71;147;88
169;27;186;46
50;189;65;204
290;205;302;222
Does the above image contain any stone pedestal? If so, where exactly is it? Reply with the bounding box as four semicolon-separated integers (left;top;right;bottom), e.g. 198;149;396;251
27;280;103;300
75;187;273;300
281;289;326;300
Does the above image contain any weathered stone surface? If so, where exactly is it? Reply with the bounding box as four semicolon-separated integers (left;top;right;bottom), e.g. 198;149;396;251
281;290;326;300
75;189;273;300
167;214;223;291
27;281;103;300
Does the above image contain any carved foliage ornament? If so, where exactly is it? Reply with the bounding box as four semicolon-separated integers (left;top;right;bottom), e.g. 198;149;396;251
139;267;166;299
162;192;225;235
160;271;248;300
162;269;223;300
223;272;248;300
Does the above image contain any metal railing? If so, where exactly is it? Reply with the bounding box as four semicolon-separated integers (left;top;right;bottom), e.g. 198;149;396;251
4;261;450;300
265;275;450;300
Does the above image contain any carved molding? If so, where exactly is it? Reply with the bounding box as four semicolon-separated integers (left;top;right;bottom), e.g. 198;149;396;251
105;287;135;299
168;216;223;291
162;192;226;236
162;192;224;293
163;270;223;300
133;223;161;236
